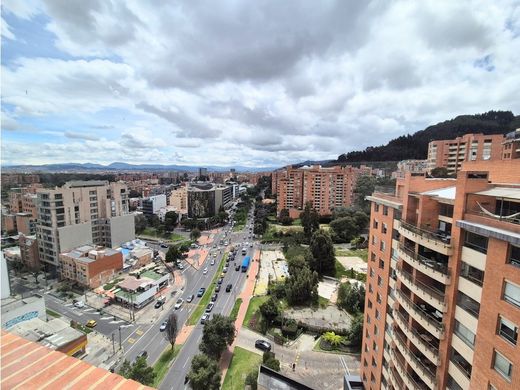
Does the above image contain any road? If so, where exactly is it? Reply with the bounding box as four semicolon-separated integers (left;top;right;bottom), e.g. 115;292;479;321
159;206;257;389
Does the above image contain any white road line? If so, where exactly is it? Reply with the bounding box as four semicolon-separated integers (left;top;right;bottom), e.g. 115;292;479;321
101;316;113;320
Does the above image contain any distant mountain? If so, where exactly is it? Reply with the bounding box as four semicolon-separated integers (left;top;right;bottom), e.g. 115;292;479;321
337;110;520;163
3;162;273;173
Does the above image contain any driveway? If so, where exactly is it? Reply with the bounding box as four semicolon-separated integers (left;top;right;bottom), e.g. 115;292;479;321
235;327;360;390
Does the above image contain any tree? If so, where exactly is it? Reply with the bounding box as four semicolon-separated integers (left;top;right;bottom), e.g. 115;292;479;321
259;297;280;325
245;371;258;390
287;254;308;276
190;228;201;242
353;175;376;212
278;208;293;225
187;354;221;390
337;282;365;314
348;314;364;347
134;214;148;235
164;211;178;232
118;357;156;386
285;265;319;306
300;202;319;240
199;314;236;359
163;313;178;350
165;245;181;263
263;351;281;372
330;217;358;243
148;214;161;229
309;230;336;275
322;331;343;347
430;167;450;178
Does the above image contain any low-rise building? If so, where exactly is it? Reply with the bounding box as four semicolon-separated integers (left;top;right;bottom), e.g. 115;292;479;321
15;212;37;235
1;294;47;330
114;270;170;309
141;194;167;216
59;245;123;289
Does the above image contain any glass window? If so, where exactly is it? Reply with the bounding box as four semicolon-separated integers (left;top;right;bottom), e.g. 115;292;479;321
504;281;520;308
451;348;472;378
508;245;520;268
460;262;485;286
454;319;475;348
380;241;386;251
447;375;463;390
497;316;518;345
383;206;388;215
457;291;480;318
374;204;380;213
373;219;379;229
464;231;488;253
382;223;387;234
379;259;384;269
493;350;512;380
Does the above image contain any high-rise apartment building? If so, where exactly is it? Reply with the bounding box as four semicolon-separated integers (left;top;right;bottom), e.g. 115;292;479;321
36;180;134;275
169;185;188;214
502;129;520;160
273;165;372;218
426;133;504;174
361;158;520;390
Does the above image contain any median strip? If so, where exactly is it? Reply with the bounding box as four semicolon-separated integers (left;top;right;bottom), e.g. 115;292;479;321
186;252;228;326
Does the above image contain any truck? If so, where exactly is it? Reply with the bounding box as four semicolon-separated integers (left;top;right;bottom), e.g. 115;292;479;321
241;256;251;272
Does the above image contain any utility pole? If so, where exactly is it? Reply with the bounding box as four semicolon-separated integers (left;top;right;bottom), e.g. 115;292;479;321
118;326;122;350
111;333;115;354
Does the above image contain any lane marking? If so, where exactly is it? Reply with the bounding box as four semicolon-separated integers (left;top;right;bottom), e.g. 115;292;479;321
127;338;136;344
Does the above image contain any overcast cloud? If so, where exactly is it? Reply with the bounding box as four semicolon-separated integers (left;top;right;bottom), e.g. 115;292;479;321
1;0;520;168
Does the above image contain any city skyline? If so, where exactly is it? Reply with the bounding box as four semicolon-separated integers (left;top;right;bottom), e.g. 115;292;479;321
2;1;520;167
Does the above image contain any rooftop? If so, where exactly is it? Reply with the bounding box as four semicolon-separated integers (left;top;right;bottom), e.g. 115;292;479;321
421;186;457;201
0;330;153;389
257;365;315;390
140;270;164;281
9;318;84;351
1;294;44;312
474;186;520;201
117;275;154;291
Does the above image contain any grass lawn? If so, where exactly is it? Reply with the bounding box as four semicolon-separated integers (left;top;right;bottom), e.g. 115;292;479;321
222;347;262;390
334;260;349;279
243;296;269;328
187;253;228;325
142;227;158;237
169;233;185;242
46;309;61;318
233;223;246;232
230;298;243;321
153;344;182;387
335;248;368;262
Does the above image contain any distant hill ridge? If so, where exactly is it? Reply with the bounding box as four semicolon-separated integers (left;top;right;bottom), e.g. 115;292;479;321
337;110;520;163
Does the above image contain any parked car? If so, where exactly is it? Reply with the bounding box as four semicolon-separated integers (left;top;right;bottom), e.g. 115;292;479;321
223;267;228;273
235;265;240;271
211;293;218;302
203;267;208;275
86;320;97;328
159;321;168;331
137;350;148;360
215;284;221;292
160;243;168;248
226;283;232;292
200;313;210;324
210;259;215;265
255;340;271;352
174;298;184;309
187;294;194;303
217;277;224;285
197;288;206;297
205;302;215;313
154;300;164;309
73;301;85;308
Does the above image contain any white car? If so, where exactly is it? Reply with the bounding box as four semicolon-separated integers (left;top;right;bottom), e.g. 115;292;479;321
73;301;85;308
174;298;184;310
210;259;215;266
203;267;208;275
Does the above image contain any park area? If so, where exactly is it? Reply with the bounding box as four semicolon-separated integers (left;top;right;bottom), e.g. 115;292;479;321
222;347;262;390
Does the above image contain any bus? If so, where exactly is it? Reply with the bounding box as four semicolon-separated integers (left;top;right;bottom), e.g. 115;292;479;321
241;256;251;272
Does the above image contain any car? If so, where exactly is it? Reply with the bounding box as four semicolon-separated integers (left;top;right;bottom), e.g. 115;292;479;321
223;267;228;273
203;267;208;275
187;294;194;303
200;313;210;324
206;302;215;313
215;284;221;292
250;243;253;247
226;283;232;292
197;287;206;297
174;298;184;309
137;350;148;360
211;293;218;302
86;320;97;328
154;300;164;309
159;321;168;331
255;339;272;352
235;265;240;271
73;301;85;308
213;253;217;257
210;259;215;265
178;263;184;270
217;277;224;285
160;243;168;248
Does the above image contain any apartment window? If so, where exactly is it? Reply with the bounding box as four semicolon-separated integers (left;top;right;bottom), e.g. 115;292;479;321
447;375;463;390
371;252;376;262
380;241;386;252
379;259;384;270
370;268;375;277
374;325;378;336
508;245;520;268
497;316;518;345
376;293;382;304
367;315;371;324
493;350;512;381
377;275;383;287
373;341;378;352
460;262;485;286
373;220;379;229
503;281;520;308
382;223;387;234
464;231;488;254
454;319;475;348
457;291;480;318
368;299;373;309
375;309;380;319
383;206;388;215
369;284;373;293
451;348;472;379
372;235;377;245
374;204;380;213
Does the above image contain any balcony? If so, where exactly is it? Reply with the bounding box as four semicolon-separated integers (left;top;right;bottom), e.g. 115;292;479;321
394;310;440;365
396;268;446;312
397;221;452;255
391;349;430;390
396;290;444;338
393;331;436;388
398;244;450;283
389;367;405;390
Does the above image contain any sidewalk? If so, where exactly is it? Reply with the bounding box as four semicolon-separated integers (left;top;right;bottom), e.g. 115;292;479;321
219;249;260;381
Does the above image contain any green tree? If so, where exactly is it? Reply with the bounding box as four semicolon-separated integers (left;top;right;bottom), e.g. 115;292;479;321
263;351;281;372
187;354;221;390
278;209;293;225
287;254;308;276
164;211;178;231
300;202;319;240
165;245;181;263
163;313;178;350
134;214;148;235
199;314;236;359
285;265;319;306
245;371;258;390
337;282;365;314
259;297;280;325
118;357;156;386
322;331;343;347
430;167;450;178
309;230;336;275
148;214;161;229
190;228;201;242
353;175;376;212
348;314;364;347
330;216;358;243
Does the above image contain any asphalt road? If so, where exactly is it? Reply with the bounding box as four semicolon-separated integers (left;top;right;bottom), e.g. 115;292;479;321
160;208;257;390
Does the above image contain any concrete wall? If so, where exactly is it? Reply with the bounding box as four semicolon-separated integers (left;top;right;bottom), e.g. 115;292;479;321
58;222;93;253
109;214;135;248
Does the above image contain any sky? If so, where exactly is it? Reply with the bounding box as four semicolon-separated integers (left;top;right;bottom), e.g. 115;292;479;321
1;0;520;168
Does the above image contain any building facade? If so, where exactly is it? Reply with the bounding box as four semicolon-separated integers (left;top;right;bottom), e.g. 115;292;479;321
141;194;167;216
19;234;40;271
273;165;373;218
36;180;133;275
361;159;520;390
169;185;188;213
426;133;504;175
502;129;520;160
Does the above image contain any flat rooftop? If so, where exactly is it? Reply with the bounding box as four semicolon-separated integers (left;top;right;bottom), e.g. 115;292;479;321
1;294;43;312
9;318;84;350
